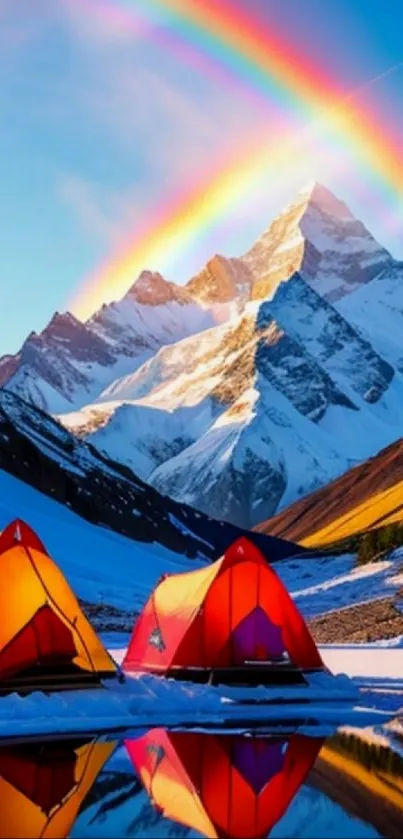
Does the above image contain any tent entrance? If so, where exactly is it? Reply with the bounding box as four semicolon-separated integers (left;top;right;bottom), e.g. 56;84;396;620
0;602;117;694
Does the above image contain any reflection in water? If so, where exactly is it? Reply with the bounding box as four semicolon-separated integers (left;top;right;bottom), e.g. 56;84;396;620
0;725;402;838
125;729;323;838
0;737;115;838
311;729;403;839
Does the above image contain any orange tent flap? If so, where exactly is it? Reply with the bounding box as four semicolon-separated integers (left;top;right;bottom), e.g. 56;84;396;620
126;729;324;839
123;536;323;674
0;518;116;681
123;559;223;671
0;738;116;839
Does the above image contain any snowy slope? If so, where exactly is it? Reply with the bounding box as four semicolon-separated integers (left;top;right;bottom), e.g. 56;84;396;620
0;272;216;414
96;320;234;405
63;400;218;481
89;271;215;363
337;262;403;368
56;184;403;528
0;388;300;562
148;382;351;528
0;467;200;613
4;181;403;529
62;293;403;528
0;388;221;559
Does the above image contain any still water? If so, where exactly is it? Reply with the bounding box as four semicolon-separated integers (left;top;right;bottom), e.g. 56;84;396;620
0;723;402;838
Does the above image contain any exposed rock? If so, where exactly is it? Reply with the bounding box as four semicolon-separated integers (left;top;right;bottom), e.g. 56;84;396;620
309;594;403;643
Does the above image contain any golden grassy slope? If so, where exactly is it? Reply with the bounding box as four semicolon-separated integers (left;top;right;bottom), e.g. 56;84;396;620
258;437;403;547
302;479;403;548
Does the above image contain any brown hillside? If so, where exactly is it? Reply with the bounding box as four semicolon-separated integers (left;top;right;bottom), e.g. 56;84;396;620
257;437;403;544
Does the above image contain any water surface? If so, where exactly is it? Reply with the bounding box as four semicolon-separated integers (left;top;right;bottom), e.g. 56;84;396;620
0;721;402;838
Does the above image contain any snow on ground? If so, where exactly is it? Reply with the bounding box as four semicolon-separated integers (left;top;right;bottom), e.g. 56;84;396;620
0;468;206;613
273;551;403;694
276;551;403;618
0;668;392;741
107;641;403;716
0;464;402;738
320;645;403;682
320;634;403;688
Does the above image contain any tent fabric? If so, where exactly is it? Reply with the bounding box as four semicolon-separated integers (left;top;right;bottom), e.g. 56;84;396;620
123;537;323;674
0;738;115;838
126;728;323;838
0;519;116;683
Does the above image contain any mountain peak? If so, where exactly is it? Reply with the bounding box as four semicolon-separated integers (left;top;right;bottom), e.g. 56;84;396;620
127;270;190;306
296;181;355;222
46;310;80;330
245;180;392;304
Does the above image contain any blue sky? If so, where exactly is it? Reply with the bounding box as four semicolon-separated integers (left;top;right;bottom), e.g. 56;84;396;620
0;0;402;354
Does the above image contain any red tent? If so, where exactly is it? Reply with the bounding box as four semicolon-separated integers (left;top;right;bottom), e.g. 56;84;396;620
122;537;323;678
125;728;323;838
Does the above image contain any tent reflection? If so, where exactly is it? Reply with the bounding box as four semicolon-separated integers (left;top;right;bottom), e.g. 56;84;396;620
0;737;115;838
126;728;323;838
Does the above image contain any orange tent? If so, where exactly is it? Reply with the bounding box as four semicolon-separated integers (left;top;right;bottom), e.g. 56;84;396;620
123;537;323;677
0;736;115;838
126;728;323;838
0;519;116;691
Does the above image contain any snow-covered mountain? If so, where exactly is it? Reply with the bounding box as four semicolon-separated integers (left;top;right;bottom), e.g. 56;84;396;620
337;261;403;368
147;308;403;527
245;181;394;303
0;387;297;560
56;183;403;527
265;272;394;404
187;253;254;306
0;271;216;414
60;278;403;528
4;181;403;527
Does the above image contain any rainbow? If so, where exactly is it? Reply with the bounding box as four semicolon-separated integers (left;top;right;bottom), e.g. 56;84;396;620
69;0;403;320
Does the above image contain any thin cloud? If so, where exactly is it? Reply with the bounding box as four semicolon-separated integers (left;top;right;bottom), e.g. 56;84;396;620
55;0;146;49
59;175;120;244
58;174;151;248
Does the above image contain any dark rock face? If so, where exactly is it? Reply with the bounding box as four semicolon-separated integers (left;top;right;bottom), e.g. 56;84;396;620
263;273;394;403
255;308;357;421
41;312;114;364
